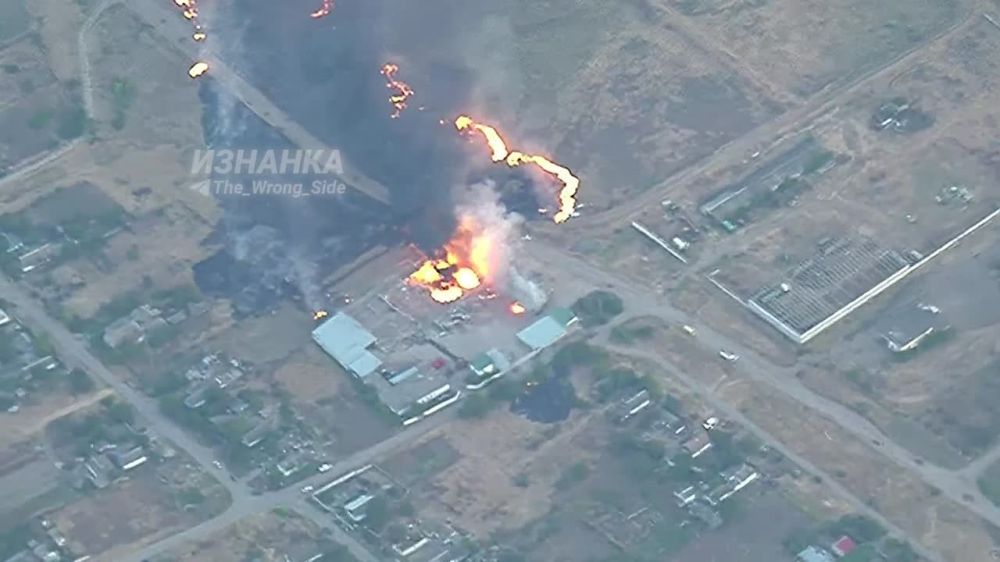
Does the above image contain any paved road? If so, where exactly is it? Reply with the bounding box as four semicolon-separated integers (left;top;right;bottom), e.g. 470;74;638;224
0;267;399;562
599;339;945;562
0;276;246;500
78;0;119;120
538;1;979;236
123;0;391;206
121;410;456;562
525;240;1000;537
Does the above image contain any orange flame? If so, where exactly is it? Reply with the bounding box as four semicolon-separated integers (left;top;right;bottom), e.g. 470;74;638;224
408;214;498;304
510;302;526;315
454;115;580;223
380;63;414;119
455;116;510;162
172;0;207;44
310;0;334;19
506;153;581;224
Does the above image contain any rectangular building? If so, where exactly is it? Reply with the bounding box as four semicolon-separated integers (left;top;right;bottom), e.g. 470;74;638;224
311;312;382;378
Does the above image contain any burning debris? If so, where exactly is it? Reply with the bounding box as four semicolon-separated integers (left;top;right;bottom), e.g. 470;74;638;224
455;116;510;162
172;0;209;75
409;183;519;305
310;0;334;19
409;215;492;303
454;116;581;223
189;61;210;79
313;310;329;321
380;63;414;119
173;0;201;31
509;301;526;315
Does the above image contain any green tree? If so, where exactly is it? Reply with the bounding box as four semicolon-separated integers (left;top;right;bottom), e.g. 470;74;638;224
572;290;624;327
56;105;88;140
458;393;494;419
364;496;391;532
68;368;94;395
826;514;886;543
881;538;919;562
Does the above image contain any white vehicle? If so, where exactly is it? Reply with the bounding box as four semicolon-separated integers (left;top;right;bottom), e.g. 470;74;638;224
682;325;697;336
300;485;315;494
702;416;720;431
317;463;333;473
719;350;739;362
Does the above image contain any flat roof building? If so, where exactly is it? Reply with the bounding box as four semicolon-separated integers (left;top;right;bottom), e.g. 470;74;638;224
516;308;578;351
312;312;382;378
469;348;511;378
374;365;452;418
882;303;946;353
797;546;835;562
747;237;910;344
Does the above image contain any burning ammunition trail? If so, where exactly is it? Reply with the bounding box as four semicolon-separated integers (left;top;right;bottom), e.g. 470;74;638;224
506;152;580;224
310;0;334;19
455;116;510;162
188;61;210;79
380;63;414;119
172;0;207;44
454;115;581;223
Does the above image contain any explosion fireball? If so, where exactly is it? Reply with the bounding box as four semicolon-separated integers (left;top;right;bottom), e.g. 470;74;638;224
380;63;414;119
310;0;334;19
409;215;498;304
454;116;581;223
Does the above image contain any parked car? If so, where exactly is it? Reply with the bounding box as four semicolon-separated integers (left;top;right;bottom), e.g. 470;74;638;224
719;350;739;362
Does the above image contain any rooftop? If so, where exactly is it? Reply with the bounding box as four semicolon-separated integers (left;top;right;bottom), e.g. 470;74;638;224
549;307;578;328
882;303;945;352
797;546;836;562
469;348;511;377
748;236;910;343
312;312;382;378
371;364;452;417
831;535;858;557
517;313;571;351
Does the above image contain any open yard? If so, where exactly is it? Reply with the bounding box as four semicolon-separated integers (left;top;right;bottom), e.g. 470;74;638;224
670;0;966;97
153;509;347;562
798;228;1000;465
49;461;229;561
274;344;397;458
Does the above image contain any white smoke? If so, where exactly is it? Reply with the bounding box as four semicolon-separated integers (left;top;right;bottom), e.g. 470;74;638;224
198;0;249;142
454;179;523;287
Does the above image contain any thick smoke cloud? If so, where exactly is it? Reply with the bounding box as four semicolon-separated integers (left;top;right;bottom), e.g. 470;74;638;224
231;0;478;249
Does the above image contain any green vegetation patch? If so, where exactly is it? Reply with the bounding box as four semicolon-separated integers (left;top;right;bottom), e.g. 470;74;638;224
573;290;624;327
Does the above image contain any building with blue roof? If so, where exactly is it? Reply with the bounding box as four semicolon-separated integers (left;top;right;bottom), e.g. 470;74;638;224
796;546;835;562
311;312;382;378
516;308;578;351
